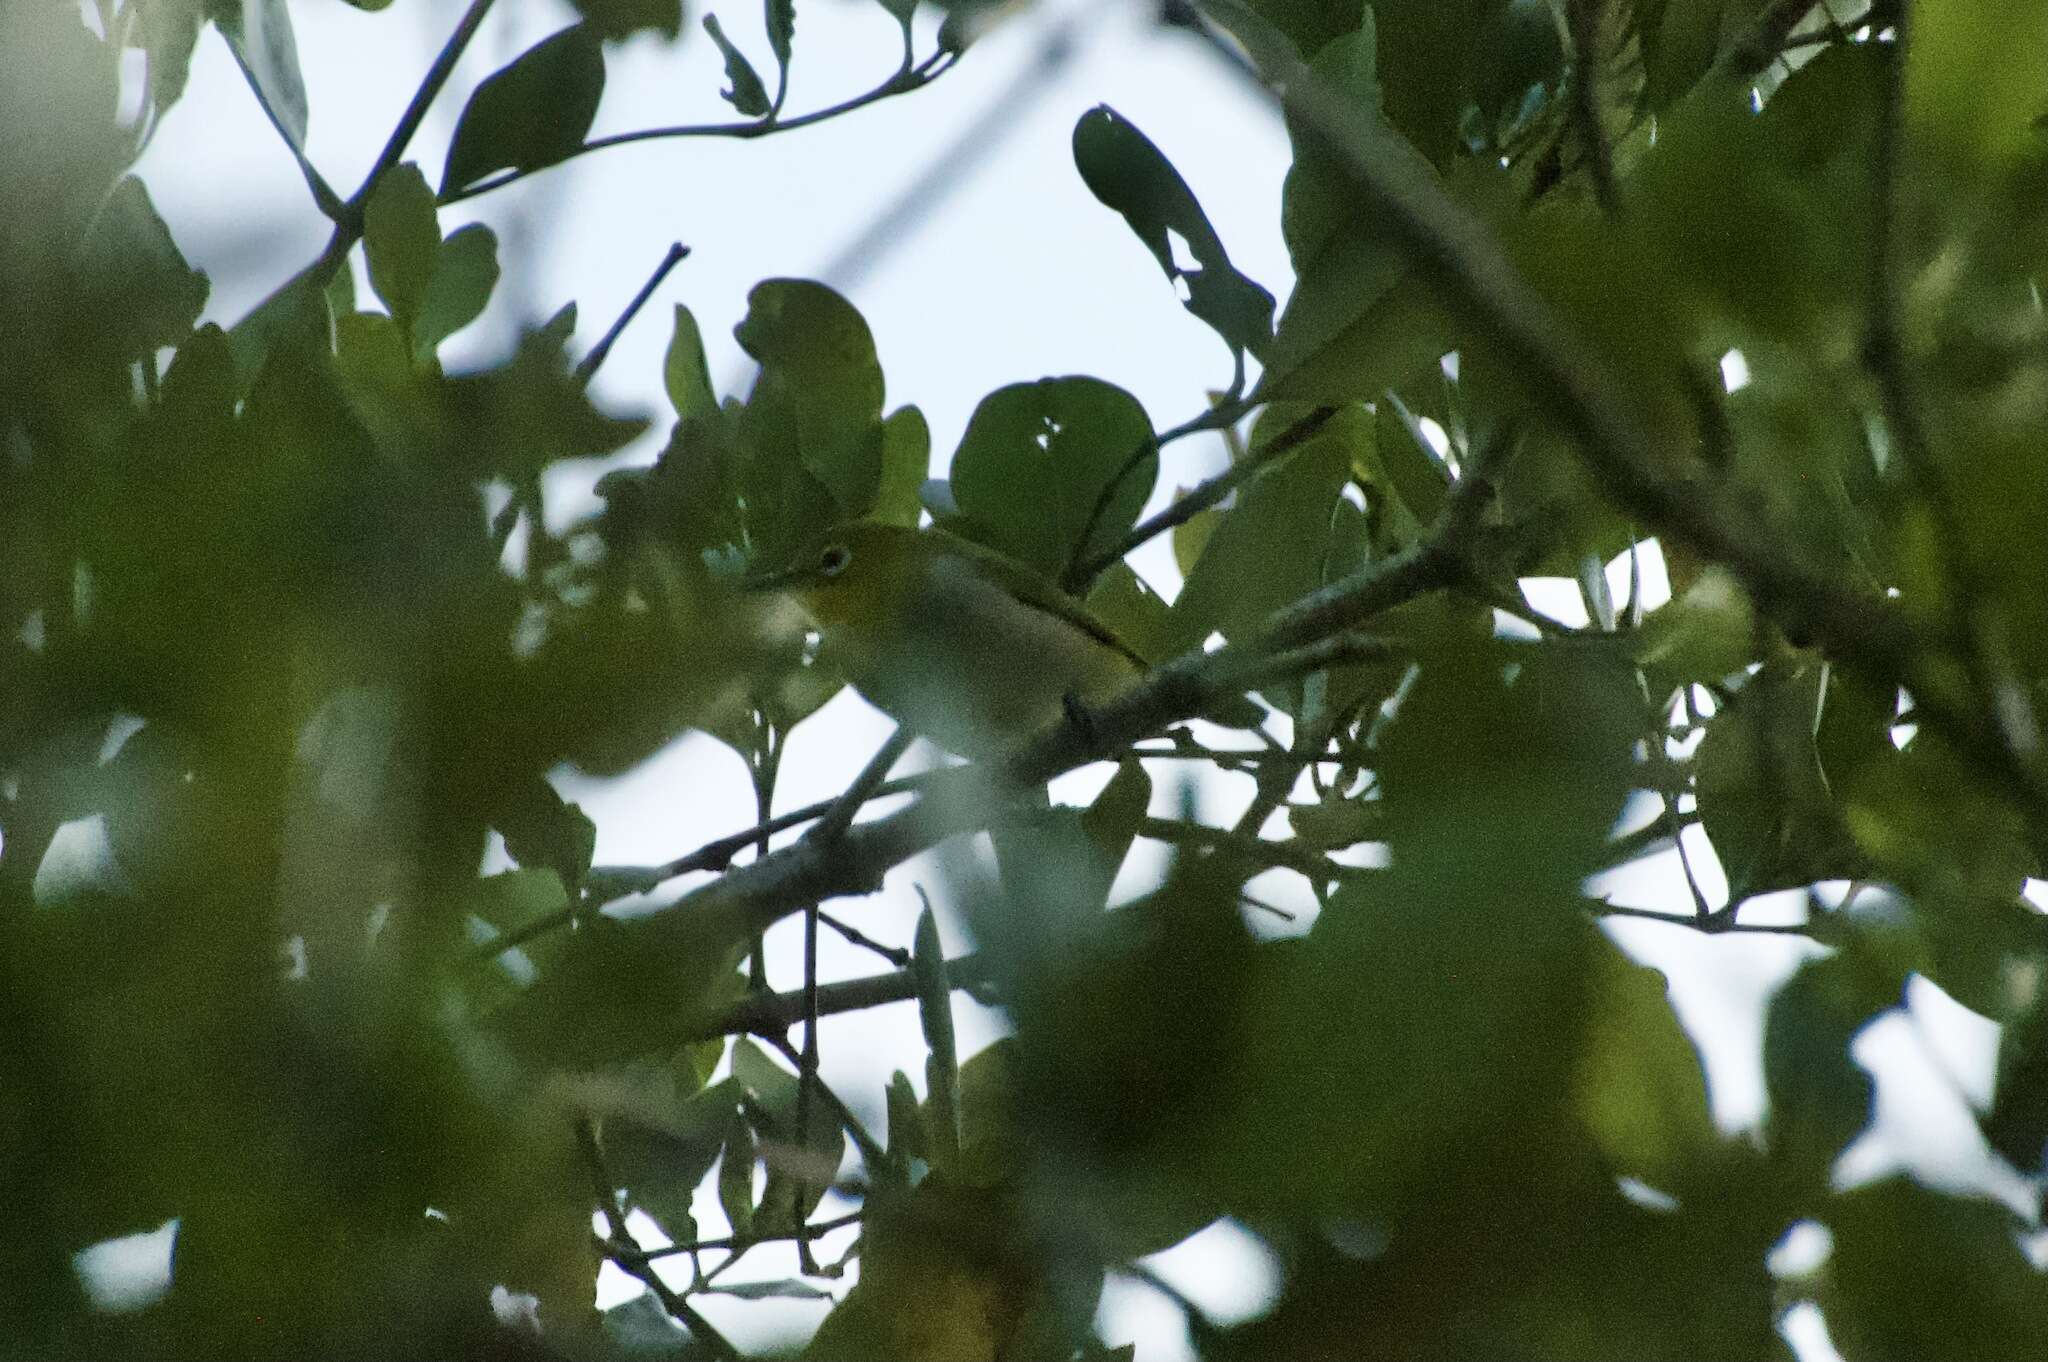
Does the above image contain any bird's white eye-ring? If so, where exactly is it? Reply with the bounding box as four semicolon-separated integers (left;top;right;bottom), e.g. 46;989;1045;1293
818;544;852;577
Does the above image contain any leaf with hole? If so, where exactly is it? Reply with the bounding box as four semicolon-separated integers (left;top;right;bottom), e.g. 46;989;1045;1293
948;376;1155;580
1073;105;1275;368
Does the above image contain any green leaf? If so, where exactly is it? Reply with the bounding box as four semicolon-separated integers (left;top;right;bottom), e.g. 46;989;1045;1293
134;0;205;120
1695;660;1868;901
1984;985;2048;1175
703;13;772;118
734;278;889;529
1255;3;1489;405
467;868;570;936
1572;936;1717;1189
730;1038;842;1232
1642;0;1731;112
571;0;685;41
876;0;919;33
913;907;960;1169
362;163;440;327
1373;389;1450;525
1072;105;1275;364
77;175;210;359
1904;0;2048;172
948;376;1155;580
1818;1178;2048;1361
1354;0;1512;169
1169;404;1359;652
603;1292;697;1356
216;0;309;150
441;24;605;194
766;0;797;101
489;911;752;1069
322;255;356;318
1083;562;1173;666
226;263;330;393
952;1038;1025;1190
1215;646;1635;1215
731;1037;799;1123
663;303;717;420
412;223;498;358
603;1076;738;1239
492;776;597;890
1079;758;1150;902
718;1105;757;1239
884;1069;927;1175
442;312;649;480
1276;12;1381;270
874;405;930;527
707;1277;834;1299
1762;953;1889;1196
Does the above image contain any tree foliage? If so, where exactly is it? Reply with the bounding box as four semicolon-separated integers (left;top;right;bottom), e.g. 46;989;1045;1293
6;0;2048;1358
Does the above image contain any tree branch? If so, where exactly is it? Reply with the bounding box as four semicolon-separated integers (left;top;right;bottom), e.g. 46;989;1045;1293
1067;404;1338;590
439;56;955;208
630;560;1435;954
576;1119;741;1360
224;36;342;219
1173;5;2048;834
684;953;995;1042
354;0;498;223
576;242;691;387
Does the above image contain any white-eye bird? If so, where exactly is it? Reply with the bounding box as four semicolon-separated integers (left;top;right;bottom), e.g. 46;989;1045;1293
744;522;1161;759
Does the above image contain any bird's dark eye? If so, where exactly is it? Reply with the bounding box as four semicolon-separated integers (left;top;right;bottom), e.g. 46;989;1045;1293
818;544;852;578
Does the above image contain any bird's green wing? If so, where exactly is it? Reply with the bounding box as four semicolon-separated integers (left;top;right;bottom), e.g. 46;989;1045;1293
926;527;1267;732
928;528;1154;668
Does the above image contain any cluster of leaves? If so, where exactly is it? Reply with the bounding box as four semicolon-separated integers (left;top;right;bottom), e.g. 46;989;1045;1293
11;0;2048;1359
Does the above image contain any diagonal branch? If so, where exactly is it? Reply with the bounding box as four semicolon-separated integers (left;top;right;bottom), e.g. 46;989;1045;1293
630;550;1435;956
1171;3;2048;836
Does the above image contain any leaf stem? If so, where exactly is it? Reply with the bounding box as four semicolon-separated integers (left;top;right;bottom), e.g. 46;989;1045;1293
223;37;342;218
576;1119;742;1361
439;56;954;208
1069;404;1338;590
352;0;499;224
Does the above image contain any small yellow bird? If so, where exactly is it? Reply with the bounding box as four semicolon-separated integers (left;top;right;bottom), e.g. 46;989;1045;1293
744;522;1156;759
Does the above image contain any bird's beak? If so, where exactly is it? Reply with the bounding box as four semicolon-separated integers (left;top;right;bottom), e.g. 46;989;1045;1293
738;562;803;593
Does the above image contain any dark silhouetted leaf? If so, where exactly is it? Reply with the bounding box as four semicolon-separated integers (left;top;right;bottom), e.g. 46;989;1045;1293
441;25;605;194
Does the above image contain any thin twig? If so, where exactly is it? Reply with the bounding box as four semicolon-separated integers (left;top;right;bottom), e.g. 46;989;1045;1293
628;1210;867;1265
795;727;921;1210
1065;404;1335;591
631;542;1458;956
224;39;342;218
813;728;918;845
1722;0;1830;77
1595;903;1813;935
575;242;691;387
1133;815;1363;881
816;910;909;967
823;19;1081;291
760;1032;887;1169
575;1120;742;1361
354;0;499;221
684;952;998;1042
796;887;822;1275
440;57;955;207
470;768;954;964
1172;3;2048;836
